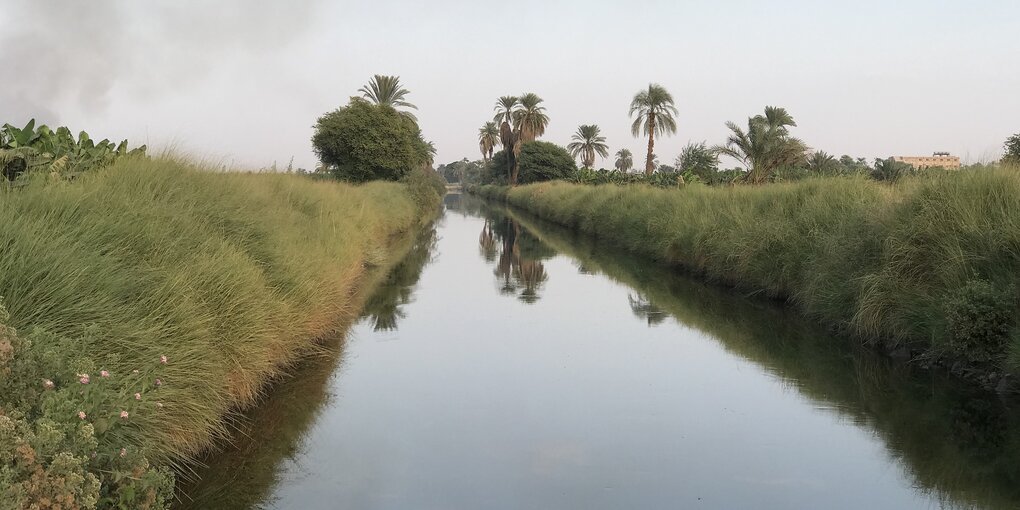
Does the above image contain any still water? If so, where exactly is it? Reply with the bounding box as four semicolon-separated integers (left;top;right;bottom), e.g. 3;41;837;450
180;194;1020;509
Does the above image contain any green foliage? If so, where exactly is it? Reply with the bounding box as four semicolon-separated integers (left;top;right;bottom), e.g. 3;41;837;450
806;151;839;175
567;124;609;169
871;157;915;182
490;141;576;185
1;119;146;182
0;317;175;509
614;149;633;172
943;281;1018;364
402;167;447;212
676;142;719;182
0;157;432;506
358;74;417;122
1003;133;1020;166
478;122;500;161
715;106;808;184
438;158;484;185
485;168;1020;375
513;93;549;142
312;97;431;183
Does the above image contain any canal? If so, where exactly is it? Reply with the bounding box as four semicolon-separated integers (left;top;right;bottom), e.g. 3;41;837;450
179;194;1020;509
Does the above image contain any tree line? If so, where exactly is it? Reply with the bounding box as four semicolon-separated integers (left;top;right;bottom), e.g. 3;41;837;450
309;74;1018;187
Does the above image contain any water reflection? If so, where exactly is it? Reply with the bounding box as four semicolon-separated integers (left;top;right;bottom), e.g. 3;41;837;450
627;292;669;326
480;216;549;304
175;221;439;509
361;227;438;331
178;195;1020;510
489;198;1020;510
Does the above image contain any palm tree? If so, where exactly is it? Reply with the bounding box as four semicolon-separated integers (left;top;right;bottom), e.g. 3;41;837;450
493;96;518;125
714;106;808;184
493;96;520;183
614;149;633;173
478;122;500;162
491;93;548;185
871;157;913;181
513;92;549;142
567;124;610;169
359;75;418;121
630;84;679;175
423;140;437;169
806;150;838;175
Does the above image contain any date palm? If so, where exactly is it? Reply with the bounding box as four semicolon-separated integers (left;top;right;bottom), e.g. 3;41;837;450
715;106;808;184
478;122;501;162
630;84;678;175
493;96;521;184
567;124;609;169
614;149;633;172
806;150;838;175
513;92;549;142
359;74;418;122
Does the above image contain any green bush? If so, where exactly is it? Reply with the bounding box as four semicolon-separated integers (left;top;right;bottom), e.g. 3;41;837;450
402;167;446;212
489;141;576;185
311;98;431;183
569;167;696;188
944;280;1017;364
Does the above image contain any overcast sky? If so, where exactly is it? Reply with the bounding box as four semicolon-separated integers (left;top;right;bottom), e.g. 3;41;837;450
2;0;1018;170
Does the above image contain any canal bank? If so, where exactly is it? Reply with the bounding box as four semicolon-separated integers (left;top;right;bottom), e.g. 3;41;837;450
178;194;1020;509
468;173;1020;392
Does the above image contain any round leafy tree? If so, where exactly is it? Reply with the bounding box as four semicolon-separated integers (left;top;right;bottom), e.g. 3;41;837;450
489;141;576;185
312;97;430;182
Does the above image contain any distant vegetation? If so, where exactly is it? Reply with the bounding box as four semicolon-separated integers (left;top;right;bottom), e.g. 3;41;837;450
1004;132;1020;166
465;84;1013;189
567;124;609;169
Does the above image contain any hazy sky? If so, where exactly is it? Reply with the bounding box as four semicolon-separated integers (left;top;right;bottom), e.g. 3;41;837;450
2;0;1018;170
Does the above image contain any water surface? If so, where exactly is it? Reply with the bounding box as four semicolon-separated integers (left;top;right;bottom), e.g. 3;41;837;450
180;194;1020;509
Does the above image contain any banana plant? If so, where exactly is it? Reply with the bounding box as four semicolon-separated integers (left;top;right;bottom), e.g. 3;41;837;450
2;118;147;183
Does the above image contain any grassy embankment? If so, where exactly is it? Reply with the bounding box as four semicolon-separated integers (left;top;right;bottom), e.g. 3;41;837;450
471;168;1020;382
0;157;441;508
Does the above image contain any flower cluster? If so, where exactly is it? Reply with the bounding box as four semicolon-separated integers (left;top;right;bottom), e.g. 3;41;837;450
1;325;175;510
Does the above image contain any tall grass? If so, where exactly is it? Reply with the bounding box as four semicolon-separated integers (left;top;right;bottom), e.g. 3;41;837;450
478;169;1020;376
0;157;434;504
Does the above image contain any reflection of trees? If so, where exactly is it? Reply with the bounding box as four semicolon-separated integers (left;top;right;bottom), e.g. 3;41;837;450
628;292;668;326
177;226;441;507
479;219;498;262
481;216;549;304
360;225;438;331
504;208;1020;510
444;192;486;218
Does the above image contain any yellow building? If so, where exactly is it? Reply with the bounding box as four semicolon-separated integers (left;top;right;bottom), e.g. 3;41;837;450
892;152;961;169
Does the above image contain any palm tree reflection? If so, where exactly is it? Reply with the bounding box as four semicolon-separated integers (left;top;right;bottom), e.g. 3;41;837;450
481;217;548;304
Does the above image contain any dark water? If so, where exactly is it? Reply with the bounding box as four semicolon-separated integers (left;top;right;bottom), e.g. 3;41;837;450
179;194;1020;510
